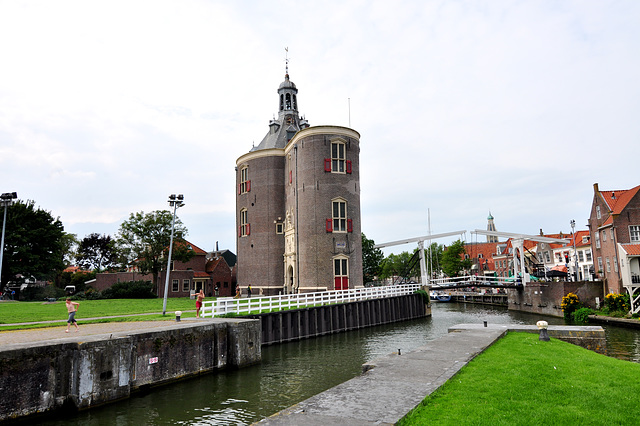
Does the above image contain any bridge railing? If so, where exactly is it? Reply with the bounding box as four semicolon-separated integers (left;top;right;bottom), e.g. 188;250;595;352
430;275;513;287
201;283;423;318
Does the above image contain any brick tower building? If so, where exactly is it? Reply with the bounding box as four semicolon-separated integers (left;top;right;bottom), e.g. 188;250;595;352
235;71;363;295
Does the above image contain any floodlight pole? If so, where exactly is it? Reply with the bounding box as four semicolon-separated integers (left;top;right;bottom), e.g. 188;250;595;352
0;192;18;289
162;194;184;315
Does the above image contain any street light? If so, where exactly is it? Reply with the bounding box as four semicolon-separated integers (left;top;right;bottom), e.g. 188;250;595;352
570;219;578;282
162;194;184;315
0;192;18;289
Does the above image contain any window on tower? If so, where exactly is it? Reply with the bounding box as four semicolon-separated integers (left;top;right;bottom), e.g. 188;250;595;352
285;93;291;109
239;167;250;194
332;199;347;232
239;209;250;237
331;141;345;173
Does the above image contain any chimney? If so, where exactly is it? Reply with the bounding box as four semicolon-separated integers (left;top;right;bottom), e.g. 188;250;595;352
612;192;616;199
539;228;543;236
593;182;599;193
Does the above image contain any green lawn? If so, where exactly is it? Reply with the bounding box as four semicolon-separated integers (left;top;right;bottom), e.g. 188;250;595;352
0;298;200;326
399;332;640;425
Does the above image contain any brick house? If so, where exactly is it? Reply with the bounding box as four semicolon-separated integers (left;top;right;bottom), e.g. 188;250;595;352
588;182;640;294
235;70;363;295
90;241;236;298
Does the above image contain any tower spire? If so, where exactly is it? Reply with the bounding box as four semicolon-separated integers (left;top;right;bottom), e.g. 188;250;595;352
285;47;289;77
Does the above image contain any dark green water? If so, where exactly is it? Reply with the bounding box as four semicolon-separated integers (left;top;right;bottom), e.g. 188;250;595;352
31;303;640;425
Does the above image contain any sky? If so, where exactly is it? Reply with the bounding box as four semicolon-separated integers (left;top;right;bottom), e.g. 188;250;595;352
1;0;639;257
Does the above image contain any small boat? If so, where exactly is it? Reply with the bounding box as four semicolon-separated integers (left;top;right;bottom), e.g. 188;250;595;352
430;291;452;302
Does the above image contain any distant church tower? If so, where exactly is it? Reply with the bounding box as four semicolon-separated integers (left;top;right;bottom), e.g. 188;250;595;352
235;66;363;295
486;212;498;243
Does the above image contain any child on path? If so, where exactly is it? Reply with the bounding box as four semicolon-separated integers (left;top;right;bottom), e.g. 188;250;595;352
196;289;205;318
65;298;79;332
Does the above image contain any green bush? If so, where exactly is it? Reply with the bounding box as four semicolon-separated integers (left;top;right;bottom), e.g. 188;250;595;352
21;284;65;301
572;307;593;323
603;292;630;314
561;292;581;320
414;289;429;304
101;280;156;299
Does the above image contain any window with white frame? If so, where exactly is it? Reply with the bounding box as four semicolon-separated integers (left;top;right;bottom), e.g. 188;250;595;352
614;256;618;273
630;225;640;242
331;141;345;173
332;199;347;232
578;251;584;262
333;256;349;290
595;232;600;248
586;250;592;261
545;252;551;263
239;209;249;237
182;279;190;292
597;257;603;272
172;279;179;292
596;205;601;219
239;166;250;194
606;257;611;272
602;230;607;242
611;229;614;239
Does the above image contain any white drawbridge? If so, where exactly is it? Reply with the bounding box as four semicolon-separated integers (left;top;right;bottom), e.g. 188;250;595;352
374;231;467;285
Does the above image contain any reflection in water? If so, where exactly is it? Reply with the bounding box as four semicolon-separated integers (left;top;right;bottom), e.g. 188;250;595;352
29;303;640;425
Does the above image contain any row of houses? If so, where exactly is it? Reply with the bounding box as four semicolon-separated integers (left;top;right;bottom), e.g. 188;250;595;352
88;242;238;298
466;182;640;297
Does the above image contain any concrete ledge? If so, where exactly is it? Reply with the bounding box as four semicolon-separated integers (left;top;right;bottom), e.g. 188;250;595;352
0;319;261;422
588;315;640;329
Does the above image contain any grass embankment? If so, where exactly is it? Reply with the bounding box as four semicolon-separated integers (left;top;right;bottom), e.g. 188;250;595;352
0;298;199;331
399;332;640;425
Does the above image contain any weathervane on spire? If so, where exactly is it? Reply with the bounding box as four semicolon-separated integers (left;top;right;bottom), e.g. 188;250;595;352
285;47;289;76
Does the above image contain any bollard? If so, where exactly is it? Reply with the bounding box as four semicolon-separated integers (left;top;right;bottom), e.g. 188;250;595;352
175;311;182;322
537;320;549;341
398;349;401;355
483;321;487;327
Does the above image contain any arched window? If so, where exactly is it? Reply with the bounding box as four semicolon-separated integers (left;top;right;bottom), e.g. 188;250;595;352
239;209;249;237
285;93;291;109
280;94;284;111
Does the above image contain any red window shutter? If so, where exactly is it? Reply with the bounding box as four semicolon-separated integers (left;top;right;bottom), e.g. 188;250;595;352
347;219;353;233
289;170;292;183
346;160;352;174
238;225;242;237
326;219;333;232
246;180;251;192
238;183;241;195
324;158;331;172
246;223;250;235
334;277;341;290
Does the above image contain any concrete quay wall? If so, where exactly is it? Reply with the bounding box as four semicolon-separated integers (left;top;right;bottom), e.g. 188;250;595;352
246;293;429;346
0;319;260;422
508;281;604;317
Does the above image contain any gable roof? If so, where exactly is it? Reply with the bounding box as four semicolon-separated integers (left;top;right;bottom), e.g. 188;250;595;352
598;184;640;226
619;244;640;256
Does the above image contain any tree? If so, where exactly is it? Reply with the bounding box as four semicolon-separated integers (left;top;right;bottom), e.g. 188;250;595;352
0;200;66;290
76;233;119;271
441;239;472;277
362;233;384;284
116;210;194;291
380;251;419;282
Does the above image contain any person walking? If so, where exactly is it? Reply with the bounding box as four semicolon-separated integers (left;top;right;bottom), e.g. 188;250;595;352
195;289;205;318
234;286;241;299
65;298;80;332
247;285;252;298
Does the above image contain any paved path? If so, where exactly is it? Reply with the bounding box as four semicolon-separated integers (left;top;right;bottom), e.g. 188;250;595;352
258;327;507;425
0;317;208;346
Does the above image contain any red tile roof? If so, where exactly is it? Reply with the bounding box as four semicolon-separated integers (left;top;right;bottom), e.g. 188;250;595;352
620;244;640;256
599;184;640;226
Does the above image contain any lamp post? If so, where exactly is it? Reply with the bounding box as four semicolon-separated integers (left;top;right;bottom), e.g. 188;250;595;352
570;219;578;282
0;192;18;289
162;194;184;315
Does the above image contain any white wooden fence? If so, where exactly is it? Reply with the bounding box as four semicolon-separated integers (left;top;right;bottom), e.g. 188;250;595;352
430;275;514;287
201;283;424;318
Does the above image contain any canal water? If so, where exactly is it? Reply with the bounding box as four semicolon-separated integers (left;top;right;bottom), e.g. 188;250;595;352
33;303;640;425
